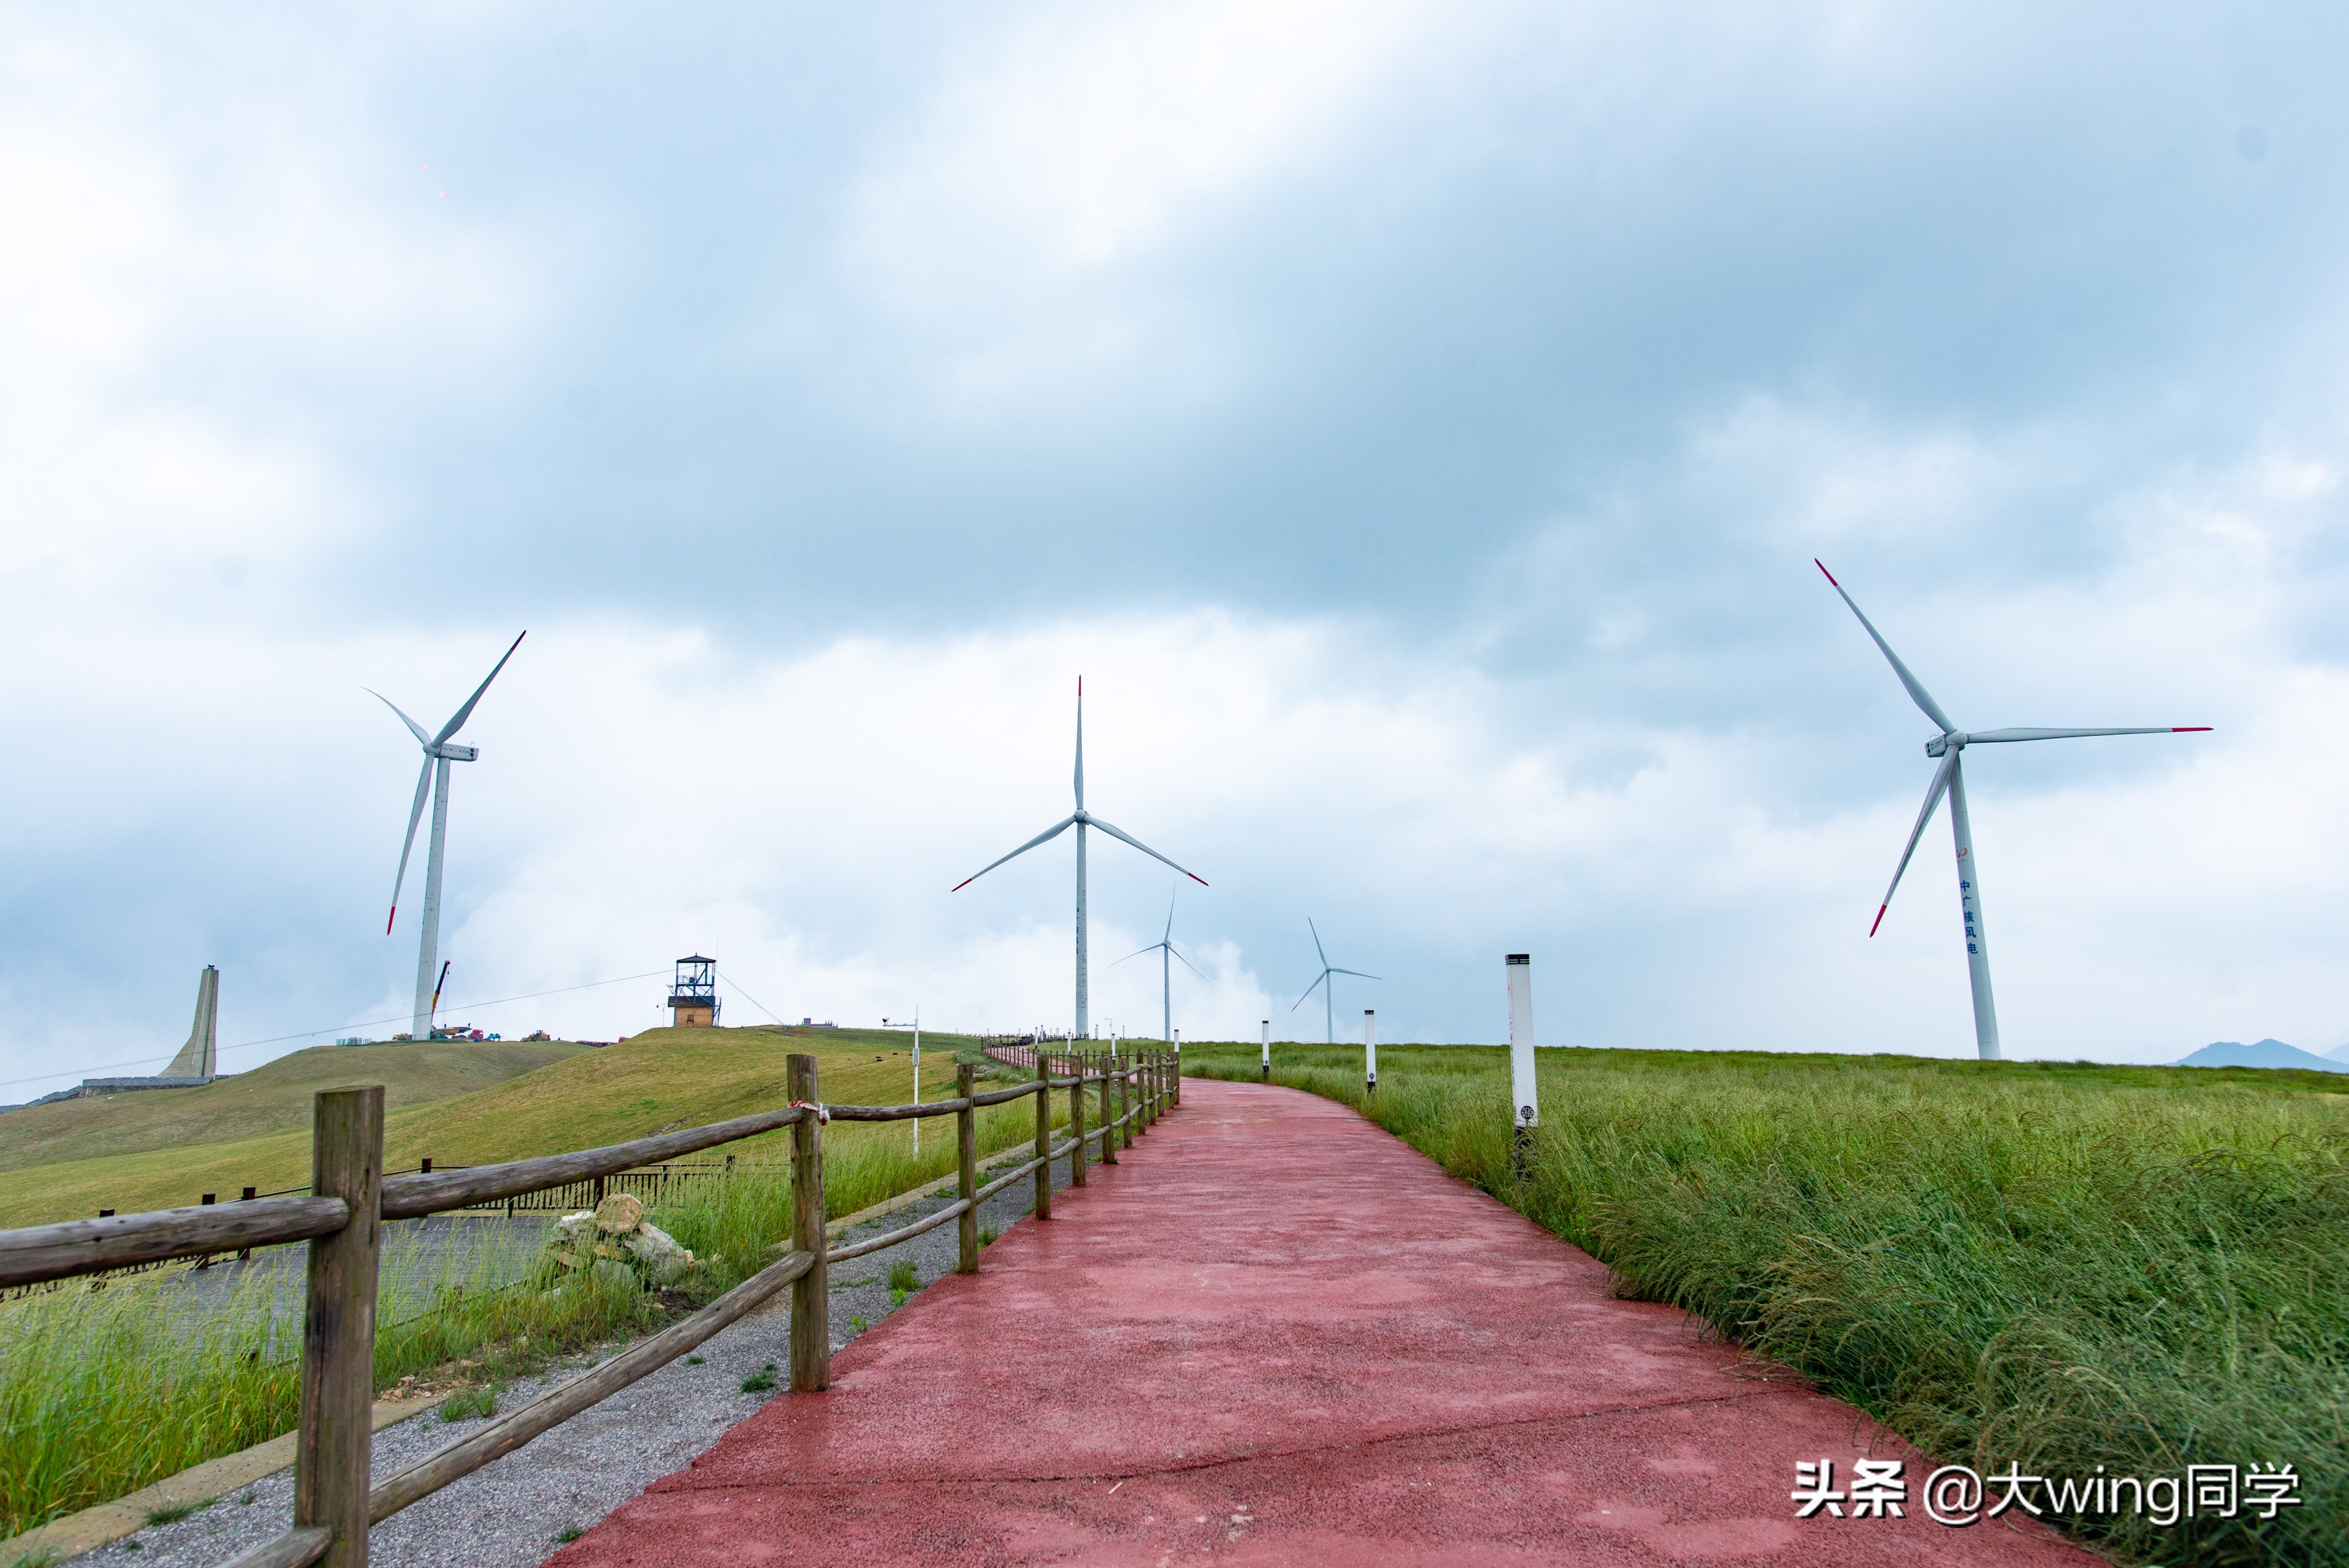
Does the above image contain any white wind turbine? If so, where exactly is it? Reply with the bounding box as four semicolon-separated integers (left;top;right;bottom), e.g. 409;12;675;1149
373;632;527;1042
1818;561;2209;1060
1114;886;1202;1042
953;678;1206;1038
1293;918;1377;1045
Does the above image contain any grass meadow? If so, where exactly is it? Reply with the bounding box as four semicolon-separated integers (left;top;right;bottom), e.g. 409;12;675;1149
0;1040;1056;1543
1182;1041;2347;1568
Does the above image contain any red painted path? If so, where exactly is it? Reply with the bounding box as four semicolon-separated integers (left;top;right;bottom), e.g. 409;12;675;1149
554;1080;2096;1566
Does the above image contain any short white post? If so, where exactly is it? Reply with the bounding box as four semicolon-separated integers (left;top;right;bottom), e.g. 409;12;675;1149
1506;954;1536;1171
1260;1018;1270;1081
1364;1008;1377;1094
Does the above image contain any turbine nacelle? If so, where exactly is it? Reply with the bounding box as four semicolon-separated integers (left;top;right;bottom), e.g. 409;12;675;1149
433;744;480;762
1925;733;1965;757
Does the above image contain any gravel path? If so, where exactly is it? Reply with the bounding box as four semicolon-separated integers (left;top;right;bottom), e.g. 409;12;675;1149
73;1136;1108;1568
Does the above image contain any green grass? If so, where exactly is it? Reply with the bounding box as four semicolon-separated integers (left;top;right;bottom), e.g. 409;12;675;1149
0;1026;1001;1227
0;1234;658;1542
436;1386;495;1422
739;1363;776;1394
1183;1041;2348;1568
0;1040;586;1178
0;1037;1059;1541
141;1500;200;1525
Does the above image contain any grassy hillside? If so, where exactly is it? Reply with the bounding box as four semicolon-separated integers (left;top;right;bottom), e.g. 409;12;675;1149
1183;1042;2347;1568
1;1028;1052;1540
0;1027;979;1227
0;1040;586;1177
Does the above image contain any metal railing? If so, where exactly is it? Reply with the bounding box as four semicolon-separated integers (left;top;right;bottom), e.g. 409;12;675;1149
0;1048;1178;1568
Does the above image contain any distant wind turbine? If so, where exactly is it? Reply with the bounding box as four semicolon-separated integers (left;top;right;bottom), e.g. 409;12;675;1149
1293;918;1377;1045
1114;886;1202;1042
953;678;1206;1038
1818;561;2208;1060
373;631;527;1042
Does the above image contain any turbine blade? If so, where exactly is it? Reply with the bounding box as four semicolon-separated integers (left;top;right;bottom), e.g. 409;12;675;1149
1962;726;2213;743
950;816;1076;891
1872;752;1957;936
387;756;432;932
1073;677;1084;810
1331;968;1380;980
1081;813;1207;885
434;630;527;745
1309;917;1329;970
1815;561;1956;733
1169;942;1205;978
1289;972;1329;1012
367;690;431;746
1164;887;1176;943
1110;942;1159;966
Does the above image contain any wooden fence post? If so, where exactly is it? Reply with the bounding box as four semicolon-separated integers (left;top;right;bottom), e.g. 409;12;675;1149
295;1086;384;1568
956;1063;978;1273
1068;1056;1087;1187
788;1053;829;1392
1032;1064;1052;1220
1098;1055;1118;1165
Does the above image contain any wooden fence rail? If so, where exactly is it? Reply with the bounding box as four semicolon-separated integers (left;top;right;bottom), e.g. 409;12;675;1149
0;1048;1176;1568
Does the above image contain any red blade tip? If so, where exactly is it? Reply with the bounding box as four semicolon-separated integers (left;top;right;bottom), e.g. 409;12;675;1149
1868;905;1887;938
386;908;397;934
1814;559;1838;587
950;877;973;892
2173;726;2211;733
1188;872;1210;887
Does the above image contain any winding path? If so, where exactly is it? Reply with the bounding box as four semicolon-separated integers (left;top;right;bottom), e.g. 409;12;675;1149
551;1078;2095;1566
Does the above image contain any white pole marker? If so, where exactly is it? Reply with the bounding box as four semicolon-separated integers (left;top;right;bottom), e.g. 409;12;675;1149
1506;954;1536;1136
1364;1009;1377;1093
1260;1018;1270;1081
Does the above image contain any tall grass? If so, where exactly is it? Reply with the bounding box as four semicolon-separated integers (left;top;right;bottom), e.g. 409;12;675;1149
0;1062;1052;1542
0;1230;656;1542
1186;1043;2347;1568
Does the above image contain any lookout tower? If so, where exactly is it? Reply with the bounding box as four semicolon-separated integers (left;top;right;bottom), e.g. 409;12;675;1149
668;956;720;1029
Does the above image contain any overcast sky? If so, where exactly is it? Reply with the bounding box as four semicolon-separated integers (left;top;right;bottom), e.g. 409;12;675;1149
5;2;2347;1096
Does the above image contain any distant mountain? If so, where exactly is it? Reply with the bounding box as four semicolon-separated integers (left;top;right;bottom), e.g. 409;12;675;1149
2173;1039;2349;1073
2330;1043;2349;1063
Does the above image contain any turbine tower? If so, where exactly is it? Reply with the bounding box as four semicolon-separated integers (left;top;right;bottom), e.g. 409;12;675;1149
1818;561;2207;1059
1293;918;1377;1045
953;678;1206;1037
373;631;526;1041
1114;886;1202;1041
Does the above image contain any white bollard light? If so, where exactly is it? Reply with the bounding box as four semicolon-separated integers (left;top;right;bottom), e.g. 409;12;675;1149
1261;1018;1270;1081
1364;1009;1377;1094
1506;954;1536;1163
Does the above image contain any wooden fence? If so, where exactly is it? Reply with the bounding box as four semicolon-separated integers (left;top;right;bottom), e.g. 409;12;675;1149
0;1049;1178;1568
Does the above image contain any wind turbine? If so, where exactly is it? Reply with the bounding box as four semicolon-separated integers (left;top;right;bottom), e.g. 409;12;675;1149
373;631;527;1042
1114;886;1202;1041
1817;561;2208;1060
953;678;1206;1038
1293;918;1377;1045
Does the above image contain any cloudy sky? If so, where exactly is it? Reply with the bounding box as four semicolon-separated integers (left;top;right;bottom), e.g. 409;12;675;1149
5;2;2347;1096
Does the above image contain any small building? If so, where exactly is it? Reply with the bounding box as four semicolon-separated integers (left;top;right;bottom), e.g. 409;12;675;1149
669;956;720;1029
